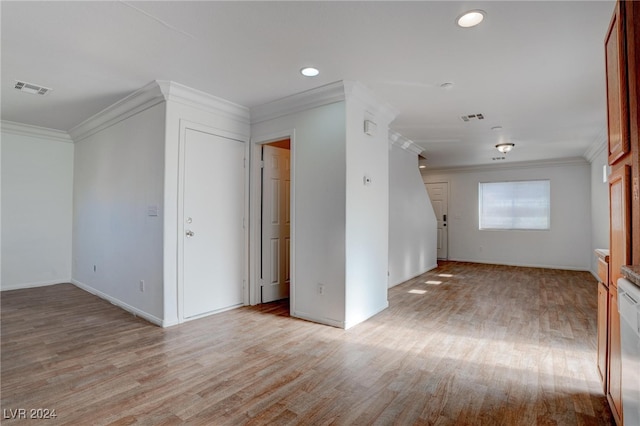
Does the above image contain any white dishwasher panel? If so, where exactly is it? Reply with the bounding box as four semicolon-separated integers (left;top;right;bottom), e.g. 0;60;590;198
618;278;640;426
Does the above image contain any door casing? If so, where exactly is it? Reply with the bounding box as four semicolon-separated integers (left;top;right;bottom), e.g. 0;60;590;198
249;130;296;308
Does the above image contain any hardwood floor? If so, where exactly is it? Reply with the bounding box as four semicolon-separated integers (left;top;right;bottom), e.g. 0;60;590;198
1;262;614;425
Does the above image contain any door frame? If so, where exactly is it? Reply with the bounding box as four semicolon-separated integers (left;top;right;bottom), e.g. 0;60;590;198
249;129;296;307
177;119;251;323
425;180;450;260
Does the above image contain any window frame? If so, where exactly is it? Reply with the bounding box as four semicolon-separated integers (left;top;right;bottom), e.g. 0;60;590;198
478;179;551;231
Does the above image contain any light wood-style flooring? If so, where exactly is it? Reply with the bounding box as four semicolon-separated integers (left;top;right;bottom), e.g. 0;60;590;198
1;262;614;425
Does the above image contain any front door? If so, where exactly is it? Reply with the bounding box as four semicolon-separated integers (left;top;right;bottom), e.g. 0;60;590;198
183;128;245;318
261;144;290;303
425;182;448;260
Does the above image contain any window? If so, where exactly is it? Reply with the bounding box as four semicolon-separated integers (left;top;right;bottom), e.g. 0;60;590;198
479;180;550;230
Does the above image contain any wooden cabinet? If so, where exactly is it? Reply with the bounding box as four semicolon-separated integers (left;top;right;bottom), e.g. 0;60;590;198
605;1;629;165
607;165;630;426
597;280;609;390
604;2;640;424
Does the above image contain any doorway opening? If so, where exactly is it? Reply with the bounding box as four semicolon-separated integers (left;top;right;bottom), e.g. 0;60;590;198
259;139;291;303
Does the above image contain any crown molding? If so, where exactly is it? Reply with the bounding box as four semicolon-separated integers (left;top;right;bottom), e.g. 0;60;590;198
388;130;424;155
1;120;73;143
157;80;249;125
69;81;166;142
583;127;607;163
250;81;347;124
69;80;250;142
344;81;399;123
423;156;589;174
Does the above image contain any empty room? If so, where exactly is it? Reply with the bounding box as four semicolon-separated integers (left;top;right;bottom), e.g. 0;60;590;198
2;1;639;425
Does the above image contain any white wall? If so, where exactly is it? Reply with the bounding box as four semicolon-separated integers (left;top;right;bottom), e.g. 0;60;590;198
252;101;348;327
389;146;438;287
423;160;592;270
590;144;610;274
343;92;395;328
1;126;74;290
72;104;165;323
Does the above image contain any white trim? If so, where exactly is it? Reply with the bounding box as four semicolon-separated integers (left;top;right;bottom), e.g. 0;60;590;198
69;80;250;142
448;258;590;272
69;81;166;142
249;129;296;309
344;81;399;123
71;279;168;327
1;120;73;143
389;130;424;155
1;279;69;291
388;263;439;288
250;81;346;124
584;138;607;163
423;156;589;174
158;81;250;129
292;310;345;329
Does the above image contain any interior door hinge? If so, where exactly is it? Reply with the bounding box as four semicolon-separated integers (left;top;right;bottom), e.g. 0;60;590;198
260;160;265;169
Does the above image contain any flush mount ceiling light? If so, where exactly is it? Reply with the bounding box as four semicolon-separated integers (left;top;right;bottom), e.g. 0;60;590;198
495;142;515;153
300;67;320;77
440;82;454;89
456;10;486;28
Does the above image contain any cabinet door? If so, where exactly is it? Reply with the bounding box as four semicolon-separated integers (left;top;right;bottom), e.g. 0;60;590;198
607;287;623;425
605;1;629;165
609;165;631;289
597;281;609;392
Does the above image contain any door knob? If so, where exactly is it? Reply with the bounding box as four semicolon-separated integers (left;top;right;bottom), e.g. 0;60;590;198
186;230;195;237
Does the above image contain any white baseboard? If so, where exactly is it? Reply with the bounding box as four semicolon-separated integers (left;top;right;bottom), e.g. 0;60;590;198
448;258;590;272
292;310;345;329
70;279;165;327
344;301;389;330
388;263;439;288
1;279;70;291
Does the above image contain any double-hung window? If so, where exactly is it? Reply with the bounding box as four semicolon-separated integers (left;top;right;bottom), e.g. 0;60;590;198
479;180;550;230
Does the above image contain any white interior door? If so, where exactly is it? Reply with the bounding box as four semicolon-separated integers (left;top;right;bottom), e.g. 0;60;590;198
425;182;448;260
183;129;245;318
261;145;290;303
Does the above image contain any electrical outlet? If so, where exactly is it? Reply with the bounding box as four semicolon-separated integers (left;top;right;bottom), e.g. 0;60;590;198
318;283;325;295
139;280;145;292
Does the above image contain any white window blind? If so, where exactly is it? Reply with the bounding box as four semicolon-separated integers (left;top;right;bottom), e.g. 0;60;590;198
479;180;550;230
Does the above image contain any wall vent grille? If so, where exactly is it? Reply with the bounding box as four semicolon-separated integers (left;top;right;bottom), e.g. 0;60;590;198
14;81;52;96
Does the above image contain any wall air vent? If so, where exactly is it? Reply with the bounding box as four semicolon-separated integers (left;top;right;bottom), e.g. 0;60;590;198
14;80;52;96
461;113;484;122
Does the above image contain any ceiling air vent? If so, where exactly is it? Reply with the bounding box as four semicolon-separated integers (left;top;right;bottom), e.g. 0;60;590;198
461;113;484;122
14;80;52;96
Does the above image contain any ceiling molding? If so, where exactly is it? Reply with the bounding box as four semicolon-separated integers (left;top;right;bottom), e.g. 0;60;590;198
344;81;399;123
250;81;347;125
157;80;250;125
422;156;589;175
583;127;607;163
69;81;166;142
388;130;424;155
1;120;73;143
69;80;250;142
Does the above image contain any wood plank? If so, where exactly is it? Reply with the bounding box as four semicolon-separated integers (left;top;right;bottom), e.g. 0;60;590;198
1;262;614;425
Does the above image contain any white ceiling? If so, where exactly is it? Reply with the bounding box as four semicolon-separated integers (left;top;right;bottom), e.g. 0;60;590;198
1;1;615;169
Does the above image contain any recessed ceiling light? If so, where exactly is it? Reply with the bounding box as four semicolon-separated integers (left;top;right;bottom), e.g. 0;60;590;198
456;10;486;28
300;67;320;77
491;126;503;131
419;165;426;169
